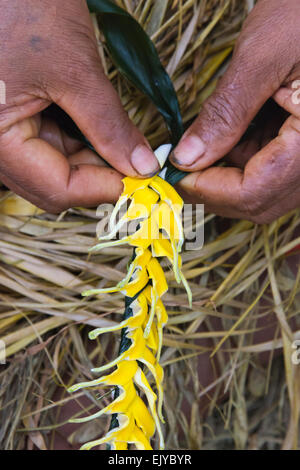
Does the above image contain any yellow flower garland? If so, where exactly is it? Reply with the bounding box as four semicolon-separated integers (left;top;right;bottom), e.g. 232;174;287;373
68;173;192;450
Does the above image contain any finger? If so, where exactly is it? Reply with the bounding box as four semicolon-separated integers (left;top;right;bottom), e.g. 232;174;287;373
224;106;284;169
39;117;84;155
273;84;300;119
68;149;108;167
178;167;246;219
179;114;300;223
225;138;261;169
29;116;105;167
53;47;159;178
0;116;123;213
170;14;284;170
171;59;276;171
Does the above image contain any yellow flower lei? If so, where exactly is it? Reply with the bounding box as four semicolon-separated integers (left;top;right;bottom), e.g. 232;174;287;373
68;154;192;450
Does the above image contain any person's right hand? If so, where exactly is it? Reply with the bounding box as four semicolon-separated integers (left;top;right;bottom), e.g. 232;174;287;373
0;0;159;213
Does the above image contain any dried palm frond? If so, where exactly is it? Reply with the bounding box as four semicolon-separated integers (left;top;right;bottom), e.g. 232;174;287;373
0;0;299;451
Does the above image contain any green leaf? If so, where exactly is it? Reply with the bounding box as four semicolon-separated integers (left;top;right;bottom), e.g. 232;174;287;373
87;0;184;146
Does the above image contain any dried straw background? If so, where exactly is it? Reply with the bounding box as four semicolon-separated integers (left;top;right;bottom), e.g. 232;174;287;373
0;0;299;450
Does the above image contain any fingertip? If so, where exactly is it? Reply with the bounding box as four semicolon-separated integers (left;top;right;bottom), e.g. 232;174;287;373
273;85;300;119
64;165;124;208
90;166;124;204
178;171;201;194
68;149;108;167
131;144;160;177
170;134;206;168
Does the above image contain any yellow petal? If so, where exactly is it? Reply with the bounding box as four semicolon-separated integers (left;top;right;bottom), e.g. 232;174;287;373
128;217;159;250
121;266;149;298
80;413;134;450
151;177;185;253
151;203;182;282
106;176;153;236
157;326;163;362
134;368;165;450
128;425;153;450
101;188;159;241
89;294;148;339
152;201;180;241
83;264;149;300
122;176;154;199
150;176;183;213
126;187;159;220
108;195;127;234
139;348;164;422
156;298;168;326
144;320;159;353
130;395;155;439
91;328;146;373
69;382;136;423
68;361;138;393
112;442;128;450
147;257;168;297
82;286;120;297
143;287;168;334
89;237;130;253
152;237;174;259
155;299;168;361
117;249;152;289
97;361;138;386
179;269;193;308
143;285;158;339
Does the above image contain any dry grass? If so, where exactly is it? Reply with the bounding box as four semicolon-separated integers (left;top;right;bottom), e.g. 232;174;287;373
0;0;299;450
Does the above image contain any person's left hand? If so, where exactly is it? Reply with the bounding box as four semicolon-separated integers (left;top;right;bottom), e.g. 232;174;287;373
171;0;300;224
176;100;289;223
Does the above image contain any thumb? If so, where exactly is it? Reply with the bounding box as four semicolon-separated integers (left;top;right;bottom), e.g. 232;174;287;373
53;52;159;178
171;42;279;171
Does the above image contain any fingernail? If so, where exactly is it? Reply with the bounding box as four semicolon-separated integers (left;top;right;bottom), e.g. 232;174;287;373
131;144;160;176
173;134;206;166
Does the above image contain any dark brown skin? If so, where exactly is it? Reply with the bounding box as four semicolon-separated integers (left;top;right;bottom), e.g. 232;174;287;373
1;0;300;223
0;0;159;213
173;0;300;224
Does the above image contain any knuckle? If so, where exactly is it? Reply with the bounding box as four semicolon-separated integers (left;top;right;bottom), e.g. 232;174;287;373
53;50;106;107
42;193;70;214
240;189;266;218
251;213;276;225
201;88;247;137
46;29;102;99
63;13;96;46
41;201;67;214
232;28;286;88
68;46;101;82
0;113;11;136
21;185;70;214
233;31;258;63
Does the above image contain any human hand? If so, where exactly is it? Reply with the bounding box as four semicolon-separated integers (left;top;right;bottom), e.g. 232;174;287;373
0;0;159;213
171;0;300;224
